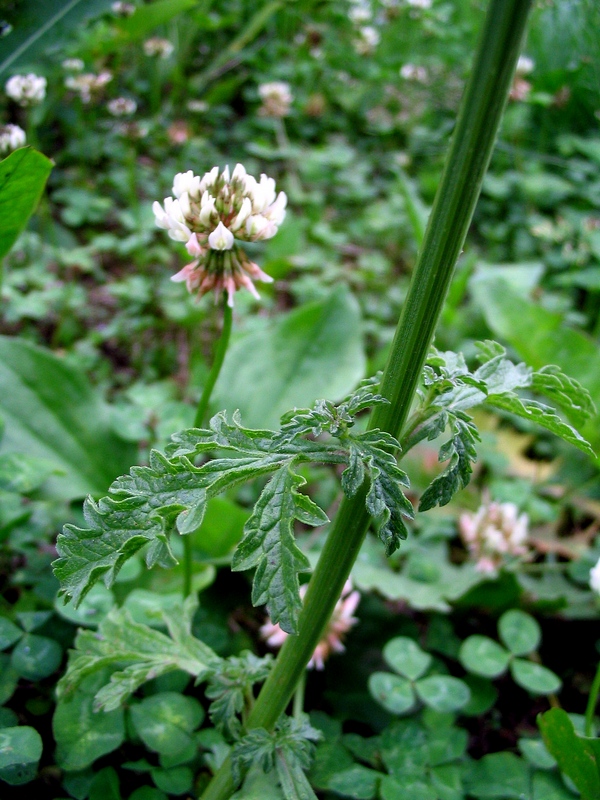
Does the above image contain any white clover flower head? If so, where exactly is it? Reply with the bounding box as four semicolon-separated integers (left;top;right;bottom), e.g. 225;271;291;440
65;71;112;103
258;81;293;118
112;1;136;15
516;55;534;75
406;0;433;8
107;96;137;116
261;581;360;670
0;124;26;154
590;558;600;595
143;37;174;58
154;164;286;306
349;4;372;24
459;501;530;576
62;58;85;72
354;26;380;55
5;73;47;106
400;63;428;82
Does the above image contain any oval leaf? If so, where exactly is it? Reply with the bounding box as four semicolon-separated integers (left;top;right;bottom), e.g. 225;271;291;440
0;726;43;785
368;672;415;715
0;148;52;260
414;675;471;713
130;692;204;756
498;609;541;656
10;633;62;680
459;635;510;679
511;659;562;695
383;637;432;681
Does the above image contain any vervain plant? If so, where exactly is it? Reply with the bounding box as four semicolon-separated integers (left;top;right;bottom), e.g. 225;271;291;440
47;0;598;797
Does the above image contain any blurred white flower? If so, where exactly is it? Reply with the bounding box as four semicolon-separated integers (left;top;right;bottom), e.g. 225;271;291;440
406;0;432;8
400;63;428;82
258;81;293;118
261;581;360;670
0;124;26;154
65;71;112;103
349;4;372;24
516;55;534;75
5;73;47;106
459;501;530;576
112;1;136;15
354;26;380;55
107;96;137;116
187;99;208;113
154;164;286;305
62;58;85;72
590;558;600;595
143;37;174;58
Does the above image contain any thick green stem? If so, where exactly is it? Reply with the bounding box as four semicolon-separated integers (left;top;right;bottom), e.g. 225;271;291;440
585;660;600;737
200;1;533;797
194;299;233;428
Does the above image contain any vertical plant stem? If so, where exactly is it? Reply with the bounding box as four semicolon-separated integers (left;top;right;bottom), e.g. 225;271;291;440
200;0;533;796
585;660;600;737
182;296;233;597
293;670;306;720
194;299;233;428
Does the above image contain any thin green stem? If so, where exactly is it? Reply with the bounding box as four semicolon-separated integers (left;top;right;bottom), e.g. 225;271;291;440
194;299;233;428
585;660;600;737
182;535;193;598
200;1;533;797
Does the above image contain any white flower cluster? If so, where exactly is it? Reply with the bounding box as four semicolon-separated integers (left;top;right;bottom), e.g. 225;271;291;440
0;124;26;154
5;73;47;106
348;0;380;55
516;55;534;75
406;0;432;9
65;71;112;103
153;164;287;306
459;501;530;575
143;37;174;58
258;81;293;118
62;58;85;72
107;97;137;116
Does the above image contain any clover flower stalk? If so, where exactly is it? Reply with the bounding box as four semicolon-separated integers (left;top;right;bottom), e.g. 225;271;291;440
153;164;286;307
154;164;286;597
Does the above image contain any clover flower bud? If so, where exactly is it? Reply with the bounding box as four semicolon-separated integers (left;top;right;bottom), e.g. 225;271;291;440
400;63;428;82
516;55;534;75
62;58;85;71
261;582;360;670
5;73;47;106
65;71;112;103
153;164;286;305
459;501;530;576
354;26;380;55
0;124;26;154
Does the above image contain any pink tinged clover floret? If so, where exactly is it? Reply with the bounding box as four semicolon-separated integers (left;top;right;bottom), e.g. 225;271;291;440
153;163;285;306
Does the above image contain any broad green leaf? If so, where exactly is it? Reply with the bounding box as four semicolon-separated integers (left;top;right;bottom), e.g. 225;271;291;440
459;636;510;678
427;728;468;766
532;771;580;800
10;634;62;680
414;676;471;713
498;609;541;656
213;287;365;428
382;637;432;681
538;709;600;800
368;672;415;715
0;148;52;261
511;660;562;695
54;584;115;629
130;693;204;757
57;598;220;711
518;738;556;770
464;752;530;798
0;726;43;785
150;765;193;795
0;337;136;501
232;463;327;634
0;654;19;705
89;767;121;800
0;0;114;75
380;775;436;800
53;677;125;771
0;452;59;493
231;765;286;800
114;0;198;41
